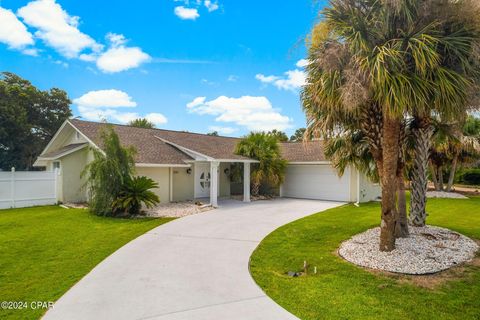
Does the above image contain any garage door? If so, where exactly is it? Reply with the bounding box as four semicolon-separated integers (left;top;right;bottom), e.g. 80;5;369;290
281;164;351;201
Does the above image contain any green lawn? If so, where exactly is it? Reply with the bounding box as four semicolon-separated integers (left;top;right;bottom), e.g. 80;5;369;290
0;206;173;320
250;197;480;320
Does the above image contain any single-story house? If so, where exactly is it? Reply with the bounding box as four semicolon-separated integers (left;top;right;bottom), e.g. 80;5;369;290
34;119;380;206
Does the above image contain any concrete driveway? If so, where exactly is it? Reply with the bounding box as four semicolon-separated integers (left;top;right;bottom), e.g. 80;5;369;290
44;198;343;320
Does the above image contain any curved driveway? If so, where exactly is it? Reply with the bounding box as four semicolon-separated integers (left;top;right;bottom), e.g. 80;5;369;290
44;199;343;320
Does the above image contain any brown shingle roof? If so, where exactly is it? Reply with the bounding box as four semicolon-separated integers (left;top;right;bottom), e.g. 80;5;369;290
69;119;251;164
152;130;250;160
69;119;327;164
279;141;327;162
70;119;193;165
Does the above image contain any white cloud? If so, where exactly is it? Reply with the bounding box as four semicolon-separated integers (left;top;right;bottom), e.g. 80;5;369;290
74;89;167;126
296;59;309;68
256;69;306;91
109;111;139;124
22;48;38;56
0;7;34;50
227;75;238;82
73;89;137;109
187;96;206;108
145;113;168;126
78;53;97;62
174;6;199;20
208;126;236;134
1;1;149;73
17;0;101;58
105;32;126;47
271;69;306;91
204;0;219;12
200;78;218;86
255;74;279;83
256;60;307;91
54;59;68;68
96;46;151;73
187;95;292;131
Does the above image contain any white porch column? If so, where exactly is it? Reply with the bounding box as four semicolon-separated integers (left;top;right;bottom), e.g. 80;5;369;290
243;162;251;202
210;161;219;207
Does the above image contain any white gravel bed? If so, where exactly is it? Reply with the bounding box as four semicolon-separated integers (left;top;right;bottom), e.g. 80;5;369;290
426;191;468;199
339;226;478;274
146;201;213;218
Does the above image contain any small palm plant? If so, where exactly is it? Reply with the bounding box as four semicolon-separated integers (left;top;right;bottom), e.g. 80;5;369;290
235;132;287;196
112;176;160;216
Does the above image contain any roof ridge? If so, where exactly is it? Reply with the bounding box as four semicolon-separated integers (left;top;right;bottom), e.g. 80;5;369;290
70;118;240;140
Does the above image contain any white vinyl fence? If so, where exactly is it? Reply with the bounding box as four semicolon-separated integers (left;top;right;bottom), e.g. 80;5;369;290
0;168;59;209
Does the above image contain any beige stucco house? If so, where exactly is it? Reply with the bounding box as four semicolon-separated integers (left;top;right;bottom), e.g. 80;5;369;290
34;119;380;206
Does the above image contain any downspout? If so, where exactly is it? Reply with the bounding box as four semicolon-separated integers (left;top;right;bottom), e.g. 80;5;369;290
355;169;360;207
169;167;173;202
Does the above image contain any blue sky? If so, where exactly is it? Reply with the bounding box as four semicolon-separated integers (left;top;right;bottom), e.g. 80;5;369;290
0;0;326;136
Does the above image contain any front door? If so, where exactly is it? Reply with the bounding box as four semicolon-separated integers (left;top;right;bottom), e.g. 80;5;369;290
195;163;211;198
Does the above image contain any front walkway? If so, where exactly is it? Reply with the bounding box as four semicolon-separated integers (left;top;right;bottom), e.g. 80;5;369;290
43;199;344;320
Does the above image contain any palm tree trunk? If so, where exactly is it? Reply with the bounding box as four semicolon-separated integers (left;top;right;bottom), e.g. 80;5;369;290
439;167;444;191
409;120;433;227
395;164;409;238
361;104;383;169
252;181;260;196
380;114;400;252
430;163;439;190
446;150;460;192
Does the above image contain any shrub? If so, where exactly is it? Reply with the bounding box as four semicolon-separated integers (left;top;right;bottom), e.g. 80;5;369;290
112;176;160;216
82;126;135;216
457;168;480;185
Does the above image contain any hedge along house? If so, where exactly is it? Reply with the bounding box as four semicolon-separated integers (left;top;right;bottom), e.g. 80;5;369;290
34;119;380;206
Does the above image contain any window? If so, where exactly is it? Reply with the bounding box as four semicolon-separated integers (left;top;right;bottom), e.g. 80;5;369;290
76;131;81;140
53;161;61;170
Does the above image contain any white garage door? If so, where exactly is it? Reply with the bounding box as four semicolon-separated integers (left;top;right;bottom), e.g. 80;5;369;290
281;164;351;202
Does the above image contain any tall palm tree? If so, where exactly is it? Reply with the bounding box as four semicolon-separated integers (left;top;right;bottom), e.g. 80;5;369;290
235;132;288;196
409;0;480;226
303;0;478;251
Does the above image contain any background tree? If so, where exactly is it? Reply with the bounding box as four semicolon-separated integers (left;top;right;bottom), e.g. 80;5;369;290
235;132;287;196
207;131;219;136
430;115;480;191
128;118;155;129
0;72;71;170
267;129;288;142
289;128;307;142
445;118;480;191
82;126;136;216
